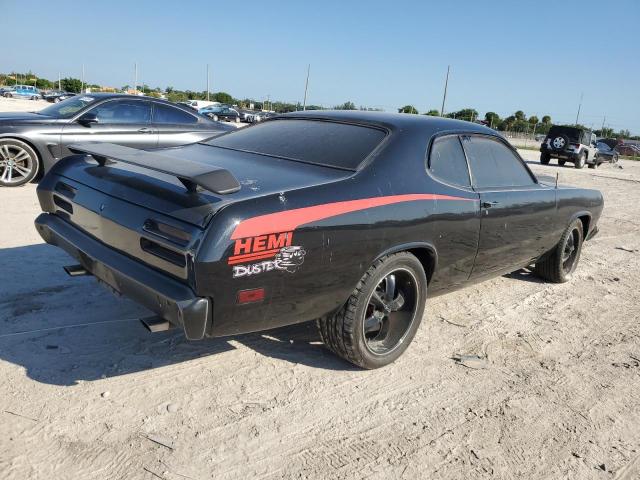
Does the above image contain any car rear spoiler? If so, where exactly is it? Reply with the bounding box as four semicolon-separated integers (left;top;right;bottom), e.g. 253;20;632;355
68;143;241;195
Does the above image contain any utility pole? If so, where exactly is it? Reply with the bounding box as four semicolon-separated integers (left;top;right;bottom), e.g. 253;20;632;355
575;92;583;125
134;62;138;94
58;72;61;90
206;64;210;102
302;64;310;111
440;65;450;116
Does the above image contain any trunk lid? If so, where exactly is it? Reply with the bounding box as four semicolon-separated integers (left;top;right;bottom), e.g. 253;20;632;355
55;142;351;228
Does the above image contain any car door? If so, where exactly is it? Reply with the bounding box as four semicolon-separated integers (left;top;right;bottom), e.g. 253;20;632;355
151;102;206;147
462;134;560;280
60;98;157;154
426;135;481;291
588;133;598;162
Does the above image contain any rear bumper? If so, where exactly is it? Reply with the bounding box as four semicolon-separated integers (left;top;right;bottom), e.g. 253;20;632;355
35;213;211;340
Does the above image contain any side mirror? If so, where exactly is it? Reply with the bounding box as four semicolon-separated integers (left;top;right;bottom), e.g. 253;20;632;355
78;112;98;126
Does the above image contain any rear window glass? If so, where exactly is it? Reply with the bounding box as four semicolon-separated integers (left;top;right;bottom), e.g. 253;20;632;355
205;119;386;170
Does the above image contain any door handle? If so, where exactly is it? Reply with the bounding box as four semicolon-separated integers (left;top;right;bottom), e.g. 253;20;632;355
138;127;153;133
481;201;499;209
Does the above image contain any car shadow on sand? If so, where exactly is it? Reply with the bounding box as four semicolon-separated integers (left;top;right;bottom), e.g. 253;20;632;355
0;244;357;387
503;267;546;284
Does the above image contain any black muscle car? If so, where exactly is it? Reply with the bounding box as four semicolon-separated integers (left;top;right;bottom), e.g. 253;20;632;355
34;112;604;369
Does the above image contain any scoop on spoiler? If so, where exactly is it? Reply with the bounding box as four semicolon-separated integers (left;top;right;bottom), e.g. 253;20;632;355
67;143;241;195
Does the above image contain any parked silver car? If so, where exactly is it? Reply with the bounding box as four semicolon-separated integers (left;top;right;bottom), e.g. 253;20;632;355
0;93;233;186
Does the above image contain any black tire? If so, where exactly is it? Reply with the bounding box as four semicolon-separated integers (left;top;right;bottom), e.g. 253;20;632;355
0;138;39;187
558;160;566;166
588;163;596;169
316;252;427;369
551;134;570;151
540;152;550;164
533;219;584;283
575;151;586;169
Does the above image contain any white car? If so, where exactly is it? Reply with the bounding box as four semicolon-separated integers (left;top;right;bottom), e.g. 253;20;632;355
186;100;220;110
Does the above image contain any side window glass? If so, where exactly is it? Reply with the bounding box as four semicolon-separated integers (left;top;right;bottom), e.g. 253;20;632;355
462;135;535;188
89;100;152;124
428;136;471;187
153;103;198;124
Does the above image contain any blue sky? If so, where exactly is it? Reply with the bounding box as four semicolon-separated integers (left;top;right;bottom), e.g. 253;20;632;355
2;0;639;133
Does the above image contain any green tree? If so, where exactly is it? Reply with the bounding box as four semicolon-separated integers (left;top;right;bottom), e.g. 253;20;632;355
424;109;440;116
61;77;83;93
447;108;478;121
484;111;500;127
335;101;356;110
542;115;551;124
214;91;233;104
398;105;418;114
528;115;539;125
35;78;53;89
514;110;526;121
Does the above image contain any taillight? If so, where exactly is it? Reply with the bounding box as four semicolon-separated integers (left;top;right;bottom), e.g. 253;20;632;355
237;288;265;304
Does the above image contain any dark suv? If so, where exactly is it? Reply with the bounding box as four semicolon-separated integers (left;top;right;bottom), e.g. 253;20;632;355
540;125;598;169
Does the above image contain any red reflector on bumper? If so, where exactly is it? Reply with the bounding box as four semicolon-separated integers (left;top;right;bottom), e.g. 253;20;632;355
237;288;265;304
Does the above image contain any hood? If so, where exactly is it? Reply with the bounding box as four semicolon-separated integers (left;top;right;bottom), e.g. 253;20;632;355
0;111;54;123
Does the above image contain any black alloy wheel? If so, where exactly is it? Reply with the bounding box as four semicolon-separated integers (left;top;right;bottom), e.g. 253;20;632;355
363;269;419;356
316;252;427;369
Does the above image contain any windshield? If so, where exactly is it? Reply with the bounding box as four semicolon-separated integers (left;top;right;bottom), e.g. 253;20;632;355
38;95;97;118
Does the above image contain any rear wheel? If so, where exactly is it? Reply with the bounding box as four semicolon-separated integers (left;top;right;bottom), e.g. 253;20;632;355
540;152;550;164
316;252;427;369
0;139;39;187
533;219;584;283
575;151;586;169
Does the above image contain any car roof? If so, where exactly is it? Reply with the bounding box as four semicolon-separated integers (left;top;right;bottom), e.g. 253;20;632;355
282;110;496;136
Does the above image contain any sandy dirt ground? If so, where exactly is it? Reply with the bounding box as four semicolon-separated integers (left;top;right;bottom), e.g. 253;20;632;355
1;98;639;479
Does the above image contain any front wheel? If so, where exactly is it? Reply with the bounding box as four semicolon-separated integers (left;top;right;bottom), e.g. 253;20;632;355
575;152;586;169
235;116;240;123
533;219;584;283
317;252;427;369
0;139;39;187
540;152;550;164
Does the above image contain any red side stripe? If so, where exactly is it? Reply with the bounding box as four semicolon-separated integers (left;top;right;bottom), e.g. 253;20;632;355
230;193;474;240
228;251;279;265
228;248;281;264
